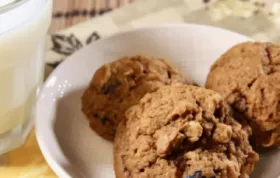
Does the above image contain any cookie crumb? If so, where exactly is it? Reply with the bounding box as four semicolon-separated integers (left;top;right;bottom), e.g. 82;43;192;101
182;121;203;142
213;123;233;143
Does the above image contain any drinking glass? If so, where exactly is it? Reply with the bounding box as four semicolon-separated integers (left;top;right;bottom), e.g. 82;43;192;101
0;0;52;154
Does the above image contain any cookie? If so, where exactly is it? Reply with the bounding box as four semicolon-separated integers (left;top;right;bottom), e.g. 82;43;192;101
206;42;280;147
81;56;192;141
114;85;258;178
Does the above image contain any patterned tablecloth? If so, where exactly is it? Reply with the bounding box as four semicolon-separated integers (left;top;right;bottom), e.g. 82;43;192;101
2;0;280;177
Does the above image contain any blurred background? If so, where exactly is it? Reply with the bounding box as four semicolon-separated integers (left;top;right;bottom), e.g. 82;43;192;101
50;0;280;43
51;0;134;32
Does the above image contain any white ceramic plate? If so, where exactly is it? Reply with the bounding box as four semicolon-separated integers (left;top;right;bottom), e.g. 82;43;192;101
35;24;280;178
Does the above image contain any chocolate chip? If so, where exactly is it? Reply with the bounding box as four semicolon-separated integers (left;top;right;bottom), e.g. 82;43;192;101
203;0;211;3
214;107;223;119
93;113;99;118
181;110;191;119
167;71;172;79
102;80;121;95
134;149;138;153
93;113;110;125
185;170;203;178
247;78;256;88
101;116;109;124
130;74;136;80
171;114;180;121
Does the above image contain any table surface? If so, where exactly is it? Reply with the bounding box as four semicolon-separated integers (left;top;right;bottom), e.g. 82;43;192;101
3;0;280;177
0;131;56;177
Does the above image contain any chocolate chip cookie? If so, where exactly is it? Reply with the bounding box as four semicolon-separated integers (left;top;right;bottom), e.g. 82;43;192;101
81;56;192;141
114;85;258;178
206;42;280;147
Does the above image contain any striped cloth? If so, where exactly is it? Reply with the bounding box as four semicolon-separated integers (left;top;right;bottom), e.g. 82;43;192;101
51;0;134;32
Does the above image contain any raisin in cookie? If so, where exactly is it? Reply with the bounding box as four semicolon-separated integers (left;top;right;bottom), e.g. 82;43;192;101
114;85;258;178
206;42;280;147
82;56;191;141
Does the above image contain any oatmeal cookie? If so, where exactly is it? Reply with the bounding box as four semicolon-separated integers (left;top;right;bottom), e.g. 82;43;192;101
82;56;191;141
206;42;280;147
114;85;258;178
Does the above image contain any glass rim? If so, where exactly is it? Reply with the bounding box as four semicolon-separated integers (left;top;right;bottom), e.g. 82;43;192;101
0;0;31;14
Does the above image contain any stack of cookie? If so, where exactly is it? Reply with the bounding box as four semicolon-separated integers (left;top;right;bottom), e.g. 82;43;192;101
81;42;280;178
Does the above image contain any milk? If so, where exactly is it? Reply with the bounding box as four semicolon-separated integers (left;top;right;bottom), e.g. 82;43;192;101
0;0;52;135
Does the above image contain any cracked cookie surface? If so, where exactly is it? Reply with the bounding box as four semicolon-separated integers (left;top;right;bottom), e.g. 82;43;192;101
206;42;280;147
114;85;258;178
82;56;191;141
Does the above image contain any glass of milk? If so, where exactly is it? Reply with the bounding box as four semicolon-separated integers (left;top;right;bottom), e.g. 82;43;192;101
0;0;52;154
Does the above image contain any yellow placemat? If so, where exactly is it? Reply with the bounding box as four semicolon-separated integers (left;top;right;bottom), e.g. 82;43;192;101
0;130;56;178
